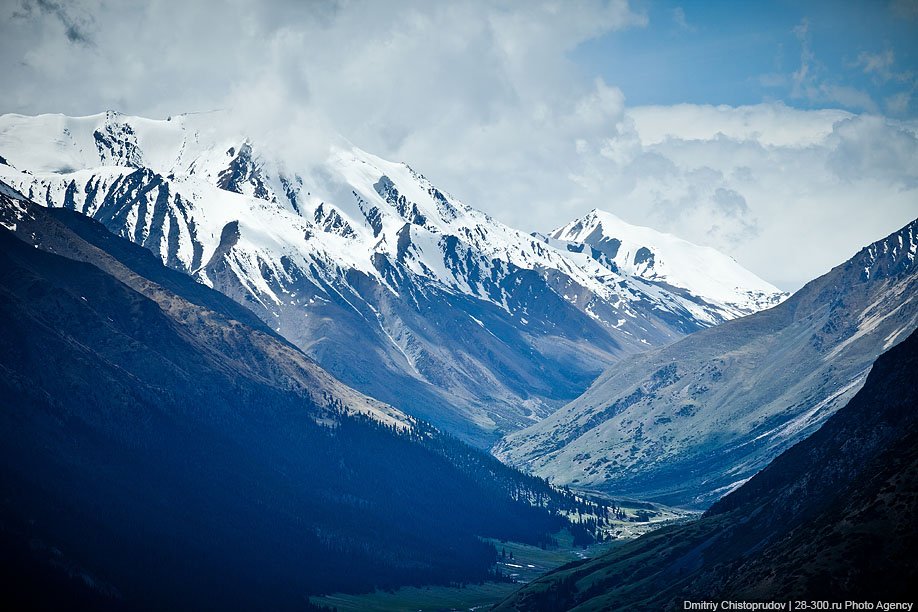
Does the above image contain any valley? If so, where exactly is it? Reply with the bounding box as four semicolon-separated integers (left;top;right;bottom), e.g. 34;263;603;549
496;326;918;610
4;2;918;609
310;505;696;612
497;218;918;507
0;108;914;610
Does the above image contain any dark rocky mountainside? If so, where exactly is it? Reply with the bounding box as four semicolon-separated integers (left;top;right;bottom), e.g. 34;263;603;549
0;186;596;611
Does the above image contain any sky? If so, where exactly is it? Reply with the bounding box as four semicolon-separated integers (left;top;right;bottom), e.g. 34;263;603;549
1;0;917;290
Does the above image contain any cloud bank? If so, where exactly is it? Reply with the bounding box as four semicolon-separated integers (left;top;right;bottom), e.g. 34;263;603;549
1;0;916;289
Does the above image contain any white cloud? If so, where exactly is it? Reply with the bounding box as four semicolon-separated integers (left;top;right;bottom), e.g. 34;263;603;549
1;0;916;291
786;17;880;114
671;7;694;32
886;91;913;115
572;105;918;289
852;49;916;118
627;103;848;147
855;49;898;81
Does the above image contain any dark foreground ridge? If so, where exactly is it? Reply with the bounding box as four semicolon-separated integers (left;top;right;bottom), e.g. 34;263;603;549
496;326;918;610
0;186;601;611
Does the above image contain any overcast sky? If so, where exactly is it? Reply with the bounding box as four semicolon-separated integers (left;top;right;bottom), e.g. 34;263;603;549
2;0;917;289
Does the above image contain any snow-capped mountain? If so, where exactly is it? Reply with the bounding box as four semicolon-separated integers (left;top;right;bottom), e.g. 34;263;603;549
544;209;785;320
495;218;918;506
0;111;785;445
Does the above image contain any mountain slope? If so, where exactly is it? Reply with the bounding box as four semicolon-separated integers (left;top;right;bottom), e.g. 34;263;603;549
495;327;918;611
0;177;407;429
496;218;918;506
0;111;785;445
0;184;598;610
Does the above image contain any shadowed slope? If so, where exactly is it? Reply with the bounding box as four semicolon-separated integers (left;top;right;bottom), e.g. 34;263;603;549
0;187;591;611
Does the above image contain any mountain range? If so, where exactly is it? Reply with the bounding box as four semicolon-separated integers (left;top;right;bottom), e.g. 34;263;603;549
496;325;918;610
496;217;918;507
2;108;917;610
0;182;603;610
0;111;785;446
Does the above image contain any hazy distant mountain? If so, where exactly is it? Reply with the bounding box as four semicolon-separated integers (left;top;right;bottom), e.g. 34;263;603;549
496;218;917;507
0;183;597;610
0;111;785;445
496;327;918;611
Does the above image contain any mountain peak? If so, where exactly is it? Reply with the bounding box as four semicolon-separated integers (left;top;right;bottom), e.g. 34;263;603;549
547;207;786;317
850;217;917;282
577;208;690;244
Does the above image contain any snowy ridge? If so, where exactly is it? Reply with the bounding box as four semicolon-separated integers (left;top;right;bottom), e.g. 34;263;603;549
0;111;786;444
548;209;786;320
0;175;414;432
